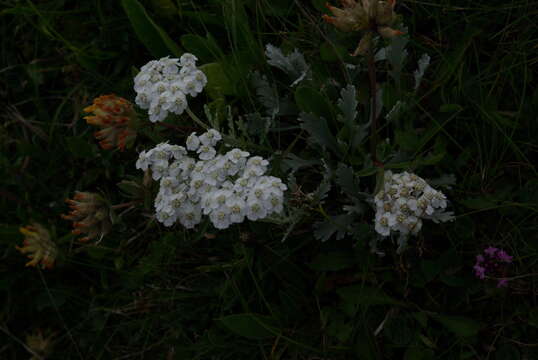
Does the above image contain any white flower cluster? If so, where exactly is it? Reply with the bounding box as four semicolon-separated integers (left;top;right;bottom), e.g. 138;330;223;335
136;129;287;230
374;171;453;238
134;54;207;122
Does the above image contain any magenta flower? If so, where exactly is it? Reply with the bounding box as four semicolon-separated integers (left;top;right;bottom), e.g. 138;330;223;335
497;250;513;263
473;246;513;288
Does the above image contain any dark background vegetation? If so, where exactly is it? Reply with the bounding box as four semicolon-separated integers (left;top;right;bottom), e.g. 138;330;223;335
1;0;537;358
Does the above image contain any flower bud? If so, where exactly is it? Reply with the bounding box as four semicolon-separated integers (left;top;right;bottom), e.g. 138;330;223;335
17;223;57;269
83;94;138;151
61;191;111;242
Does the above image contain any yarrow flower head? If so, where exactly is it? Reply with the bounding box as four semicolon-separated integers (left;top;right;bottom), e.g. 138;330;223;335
61;191;111;242
136;129;287;230
133;54;207;122
83;94;138;151
16;223;57;269
373;171;454;244
473;246;513;288
322;0;404;56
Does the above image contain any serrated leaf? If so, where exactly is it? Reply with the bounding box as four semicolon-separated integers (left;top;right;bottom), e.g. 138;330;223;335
430;314;481;337
121;0;181;58
336;163;359;196
313;214;354;242
299;112;339;154
265;44;309;85
251;71;279;119
217;313;278;339
337;84;358;125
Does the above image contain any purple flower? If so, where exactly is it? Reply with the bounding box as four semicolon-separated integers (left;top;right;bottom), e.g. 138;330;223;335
496;250;513;263
497;279;509;288
484;246;498;256
473;265;486;279
476;254;484;263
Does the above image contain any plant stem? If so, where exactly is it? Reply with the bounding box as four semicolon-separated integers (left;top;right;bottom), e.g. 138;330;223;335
367;30;379;165
111;201;139;210
186;107;209;130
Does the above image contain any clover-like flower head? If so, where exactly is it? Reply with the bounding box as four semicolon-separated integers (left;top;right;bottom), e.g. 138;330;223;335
323;0;403;56
17;223;57;269
83;94;138;151
61;191;111;242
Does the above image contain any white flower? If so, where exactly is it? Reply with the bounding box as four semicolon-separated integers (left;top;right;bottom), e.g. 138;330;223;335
136;129;287;230
209;206;231;229
180;53;198;67
156;209;177;227
373;171;451;239
136;150;150;171
199;129;222;147
227;148;250;164
185;132;200;151
246;198;268;221
226;196;246;223
197;145;216;161
133;54;206;122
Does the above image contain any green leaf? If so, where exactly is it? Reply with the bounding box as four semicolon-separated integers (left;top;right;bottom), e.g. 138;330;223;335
309;251;355;271
299;113;339;154
217;313;279;339
430;314;481;337
199;62;236;98
180;34;221;63
295;86;334;121
314;214;354;242
121;0;181;58
336;163;360;197
337;84;358;126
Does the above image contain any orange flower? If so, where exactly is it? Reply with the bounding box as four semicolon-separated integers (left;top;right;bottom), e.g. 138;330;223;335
16;223;57;269
83;94;138;151
61;191;111;243
323;0;404;56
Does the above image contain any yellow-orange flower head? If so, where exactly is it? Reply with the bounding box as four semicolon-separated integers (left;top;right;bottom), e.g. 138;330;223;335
83;94;138;151
323;0;404;56
17;223;57;269
61;191;111;243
